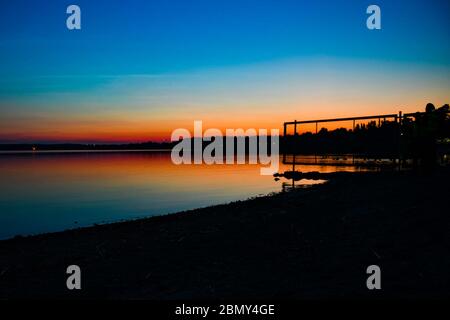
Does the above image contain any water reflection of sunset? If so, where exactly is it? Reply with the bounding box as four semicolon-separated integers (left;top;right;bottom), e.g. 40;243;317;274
0;151;370;239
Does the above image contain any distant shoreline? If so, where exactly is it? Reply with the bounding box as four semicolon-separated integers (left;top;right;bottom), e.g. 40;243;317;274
0;168;448;298
0;142;175;152
0;149;172;155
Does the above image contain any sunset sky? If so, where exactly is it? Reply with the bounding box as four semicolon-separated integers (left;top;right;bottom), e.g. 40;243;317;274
0;0;449;143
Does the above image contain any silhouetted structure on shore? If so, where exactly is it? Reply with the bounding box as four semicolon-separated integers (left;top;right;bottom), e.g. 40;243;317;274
282;104;449;169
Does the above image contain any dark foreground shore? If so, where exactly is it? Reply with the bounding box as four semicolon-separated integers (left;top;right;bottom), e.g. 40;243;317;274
0;169;449;299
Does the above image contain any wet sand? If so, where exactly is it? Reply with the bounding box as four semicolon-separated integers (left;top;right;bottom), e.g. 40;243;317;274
0;169;449;299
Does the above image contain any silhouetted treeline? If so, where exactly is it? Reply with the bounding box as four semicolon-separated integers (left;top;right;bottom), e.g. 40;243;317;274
0;137;279;155
401;103;449;167
0;141;176;151
281;120;400;157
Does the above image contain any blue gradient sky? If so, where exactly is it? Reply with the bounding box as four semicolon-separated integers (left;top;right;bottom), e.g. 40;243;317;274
0;0;449;143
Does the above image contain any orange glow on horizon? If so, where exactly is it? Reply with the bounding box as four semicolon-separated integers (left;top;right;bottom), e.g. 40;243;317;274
0;99;447;143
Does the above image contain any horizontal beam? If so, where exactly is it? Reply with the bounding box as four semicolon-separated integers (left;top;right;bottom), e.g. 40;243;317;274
284;114;398;126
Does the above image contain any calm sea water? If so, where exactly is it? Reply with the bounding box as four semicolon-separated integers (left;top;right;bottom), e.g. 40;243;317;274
0;151;370;239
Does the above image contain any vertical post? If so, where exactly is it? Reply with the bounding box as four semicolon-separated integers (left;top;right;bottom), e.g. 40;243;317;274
394;115;398;165
314;121;318;164
293;120;297;158
283;122;287;164
292;152;296;176
352;119;356;164
293;121;297;173
398;111;403;168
